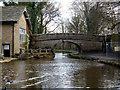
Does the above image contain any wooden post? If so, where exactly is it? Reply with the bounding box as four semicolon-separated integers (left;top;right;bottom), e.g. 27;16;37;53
40;49;41;53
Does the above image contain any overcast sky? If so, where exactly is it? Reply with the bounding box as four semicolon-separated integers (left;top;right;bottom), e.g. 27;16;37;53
54;0;74;20
0;2;3;6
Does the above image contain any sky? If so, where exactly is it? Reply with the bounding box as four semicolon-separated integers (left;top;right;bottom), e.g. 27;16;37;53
48;0;74;33
54;0;74;20
0;2;3;6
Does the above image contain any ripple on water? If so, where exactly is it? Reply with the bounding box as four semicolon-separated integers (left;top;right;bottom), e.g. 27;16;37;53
2;53;120;88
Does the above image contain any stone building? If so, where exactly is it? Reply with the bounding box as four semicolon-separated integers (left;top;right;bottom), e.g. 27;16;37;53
0;6;31;57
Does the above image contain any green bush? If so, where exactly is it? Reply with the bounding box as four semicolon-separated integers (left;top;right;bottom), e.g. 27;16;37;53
45;46;51;49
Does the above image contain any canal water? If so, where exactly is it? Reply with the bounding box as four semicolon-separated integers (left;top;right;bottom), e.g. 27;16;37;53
1;53;120;88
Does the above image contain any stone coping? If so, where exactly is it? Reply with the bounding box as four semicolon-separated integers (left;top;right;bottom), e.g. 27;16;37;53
69;54;120;67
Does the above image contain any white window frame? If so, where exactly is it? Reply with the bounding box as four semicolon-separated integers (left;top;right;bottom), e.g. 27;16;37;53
3;45;10;50
19;27;26;42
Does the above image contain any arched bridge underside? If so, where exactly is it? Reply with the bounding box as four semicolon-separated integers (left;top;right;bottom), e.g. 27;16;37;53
30;33;104;53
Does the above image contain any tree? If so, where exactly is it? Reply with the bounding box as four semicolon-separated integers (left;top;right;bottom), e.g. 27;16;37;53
96;2;118;35
70;1;92;34
108;2;120;31
4;1;60;34
66;14;86;34
4;2;41;34
70;1;118;35
37;1;60;34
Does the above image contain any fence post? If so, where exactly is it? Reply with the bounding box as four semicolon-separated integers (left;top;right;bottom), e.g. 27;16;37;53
40;49;41;53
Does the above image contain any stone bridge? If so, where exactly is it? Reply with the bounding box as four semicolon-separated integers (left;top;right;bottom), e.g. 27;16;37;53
30;33;105;53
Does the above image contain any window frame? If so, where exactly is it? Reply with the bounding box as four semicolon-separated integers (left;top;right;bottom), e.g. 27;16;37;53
19;27;26;42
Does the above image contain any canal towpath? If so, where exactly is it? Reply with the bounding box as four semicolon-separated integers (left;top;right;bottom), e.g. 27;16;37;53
0;58;18;63
69;53;120;67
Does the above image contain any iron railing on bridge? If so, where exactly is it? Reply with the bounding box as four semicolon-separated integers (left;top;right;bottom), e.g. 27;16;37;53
106;42;120;60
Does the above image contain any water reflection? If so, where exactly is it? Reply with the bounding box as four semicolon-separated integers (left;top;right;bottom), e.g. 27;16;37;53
1;53;120;88
0;64;3;89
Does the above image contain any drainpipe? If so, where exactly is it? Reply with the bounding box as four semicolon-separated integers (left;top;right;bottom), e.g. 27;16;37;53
12;23;14;57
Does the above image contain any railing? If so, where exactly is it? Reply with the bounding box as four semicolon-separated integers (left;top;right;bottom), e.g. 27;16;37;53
106;42;120;60
30;49;52;55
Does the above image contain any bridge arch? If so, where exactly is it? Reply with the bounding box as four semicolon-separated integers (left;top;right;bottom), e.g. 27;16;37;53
52;40;82;54
30;33;104;53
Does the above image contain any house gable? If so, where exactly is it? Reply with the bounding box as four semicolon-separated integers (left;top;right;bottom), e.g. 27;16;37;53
1;6;31;30
14;13;27;54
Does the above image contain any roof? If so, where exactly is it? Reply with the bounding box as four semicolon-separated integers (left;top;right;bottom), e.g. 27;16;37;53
1;6;25;22
0;6;31;30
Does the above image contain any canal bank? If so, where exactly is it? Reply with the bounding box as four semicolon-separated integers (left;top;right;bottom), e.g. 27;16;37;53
0;54;54;63
0;58;18;63
0;49;55;63
69;53;120;67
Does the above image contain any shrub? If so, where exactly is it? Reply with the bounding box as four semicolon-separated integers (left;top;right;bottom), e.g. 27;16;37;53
45;46;51;49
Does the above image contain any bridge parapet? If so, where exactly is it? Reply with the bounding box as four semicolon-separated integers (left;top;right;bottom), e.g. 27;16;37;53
31;33;104;42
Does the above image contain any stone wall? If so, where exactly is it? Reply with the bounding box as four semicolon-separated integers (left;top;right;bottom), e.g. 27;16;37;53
14;13;27;54
2;24;12;55
30;34;103;52
31;33;104;42
2;13;27;56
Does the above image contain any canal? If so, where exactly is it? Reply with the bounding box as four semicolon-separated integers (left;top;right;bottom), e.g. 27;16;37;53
1;53;120;88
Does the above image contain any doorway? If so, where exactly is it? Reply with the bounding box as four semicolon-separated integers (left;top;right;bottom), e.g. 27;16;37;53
3;44;10;57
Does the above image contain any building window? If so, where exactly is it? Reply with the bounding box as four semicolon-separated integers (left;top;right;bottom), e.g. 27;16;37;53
19;27;26;42
3;45;10;50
